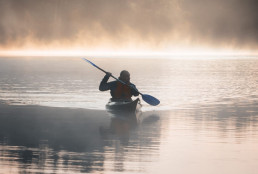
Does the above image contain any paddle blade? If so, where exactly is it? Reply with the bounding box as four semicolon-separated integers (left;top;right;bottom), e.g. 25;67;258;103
141;94;160;106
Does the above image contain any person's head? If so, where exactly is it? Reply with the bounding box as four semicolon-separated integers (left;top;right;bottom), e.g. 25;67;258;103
119;70;130;83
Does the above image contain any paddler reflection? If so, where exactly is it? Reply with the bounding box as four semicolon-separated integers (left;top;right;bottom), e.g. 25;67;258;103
99;113;139;144
99;112;160;145
112;115;137;141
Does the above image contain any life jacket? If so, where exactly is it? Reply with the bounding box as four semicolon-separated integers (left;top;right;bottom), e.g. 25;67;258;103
113;81;132;100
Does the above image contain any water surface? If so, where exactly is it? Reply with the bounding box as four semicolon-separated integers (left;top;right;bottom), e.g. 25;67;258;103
0;57;257;110
0;56;258;174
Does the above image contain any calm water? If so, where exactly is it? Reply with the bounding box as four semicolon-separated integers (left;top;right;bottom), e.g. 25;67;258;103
0;56;258;174
0;56;257;110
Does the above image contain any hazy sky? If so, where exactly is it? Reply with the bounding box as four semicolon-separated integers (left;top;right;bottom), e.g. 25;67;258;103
0;0;258;54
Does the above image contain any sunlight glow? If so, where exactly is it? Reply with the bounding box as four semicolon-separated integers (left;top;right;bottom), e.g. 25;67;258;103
0;48;257;59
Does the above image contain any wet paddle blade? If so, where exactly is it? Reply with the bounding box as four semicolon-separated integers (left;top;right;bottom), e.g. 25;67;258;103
141;94;160;106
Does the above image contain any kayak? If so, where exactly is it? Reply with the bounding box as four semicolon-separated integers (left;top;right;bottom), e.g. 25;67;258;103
106;98;142;114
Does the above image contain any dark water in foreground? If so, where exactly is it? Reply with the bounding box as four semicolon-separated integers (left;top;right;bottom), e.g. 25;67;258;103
0;56;258;173
1;101;258;174
0;104;161;174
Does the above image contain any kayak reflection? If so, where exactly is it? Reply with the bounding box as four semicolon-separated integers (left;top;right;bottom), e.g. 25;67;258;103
99;111;141;145
99;105;160;146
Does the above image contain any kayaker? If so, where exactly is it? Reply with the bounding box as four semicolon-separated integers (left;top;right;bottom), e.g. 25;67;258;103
99;70;139;101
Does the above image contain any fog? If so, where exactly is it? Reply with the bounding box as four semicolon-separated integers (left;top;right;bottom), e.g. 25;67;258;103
0;0;257;51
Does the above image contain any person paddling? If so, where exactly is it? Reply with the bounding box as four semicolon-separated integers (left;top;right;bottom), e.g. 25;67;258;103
83;58;160;106
99;70;139;101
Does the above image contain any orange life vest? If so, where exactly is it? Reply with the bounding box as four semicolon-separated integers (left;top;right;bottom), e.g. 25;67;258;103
113;82;132;99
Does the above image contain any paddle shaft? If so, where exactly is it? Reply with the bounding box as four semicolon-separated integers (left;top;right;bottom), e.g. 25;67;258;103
83;58;143;95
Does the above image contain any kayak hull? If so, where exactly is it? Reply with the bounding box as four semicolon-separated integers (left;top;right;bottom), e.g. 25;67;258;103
106;98;142;114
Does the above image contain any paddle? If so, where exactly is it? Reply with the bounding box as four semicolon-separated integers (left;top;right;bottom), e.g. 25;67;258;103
82;58;160;106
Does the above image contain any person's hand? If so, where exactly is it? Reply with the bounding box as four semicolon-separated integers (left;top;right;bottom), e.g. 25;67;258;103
106;72;112;77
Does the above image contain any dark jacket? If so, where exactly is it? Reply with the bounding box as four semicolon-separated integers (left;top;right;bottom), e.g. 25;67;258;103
99;74;139;100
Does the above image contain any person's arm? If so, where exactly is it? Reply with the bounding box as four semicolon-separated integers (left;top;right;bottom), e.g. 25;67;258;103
130;84;140;96
99;73;112;91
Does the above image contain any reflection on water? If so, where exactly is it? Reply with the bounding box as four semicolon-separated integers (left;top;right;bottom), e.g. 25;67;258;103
99;115;138;145
1;100;258;174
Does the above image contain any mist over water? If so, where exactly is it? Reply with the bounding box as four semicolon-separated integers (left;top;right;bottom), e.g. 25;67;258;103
0;56;258;174
1;0;258;51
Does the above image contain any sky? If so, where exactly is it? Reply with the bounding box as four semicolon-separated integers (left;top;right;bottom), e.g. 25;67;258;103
0;0;258;56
